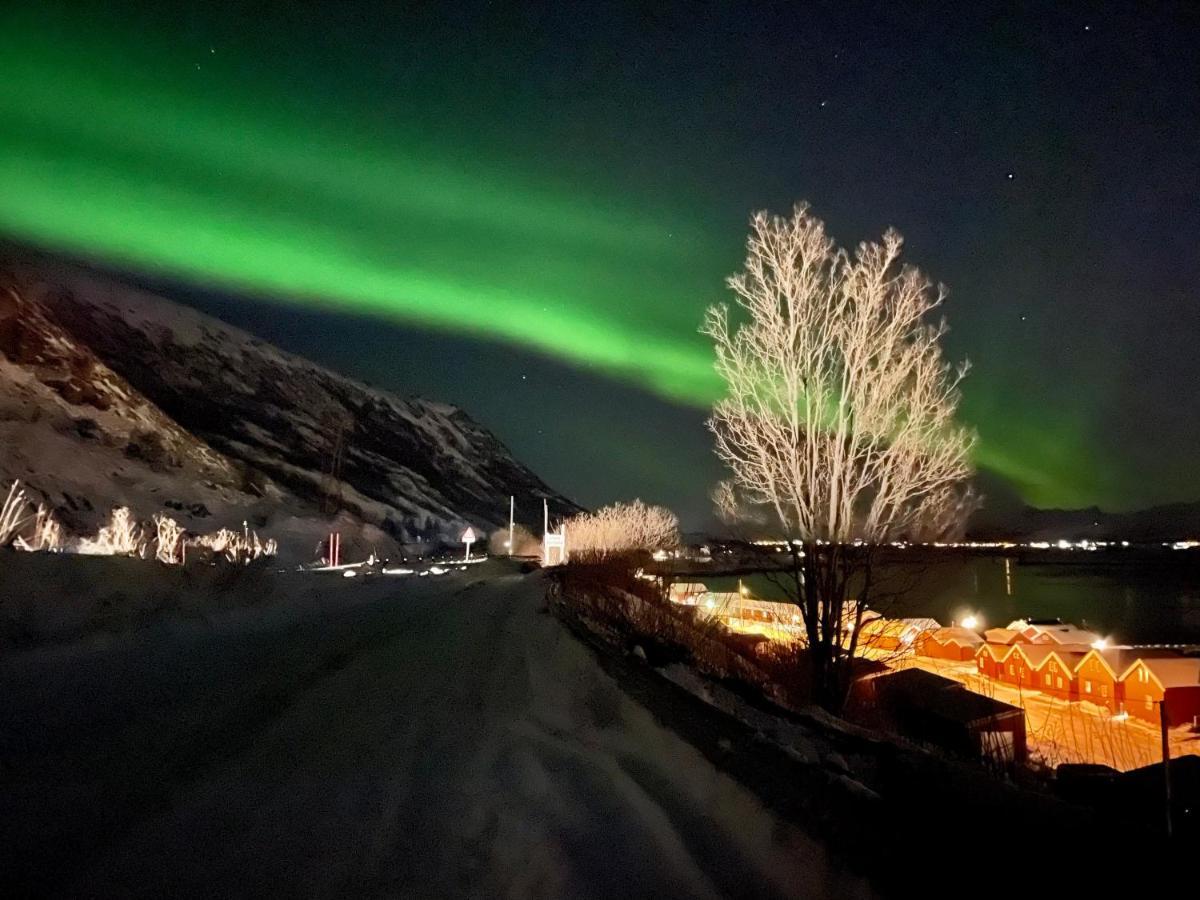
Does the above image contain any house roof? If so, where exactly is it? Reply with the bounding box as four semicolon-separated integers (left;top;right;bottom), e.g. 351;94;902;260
669;582;708;595
1077;647;1183;679
1021;623;1101;646
1122;657;1200;690
1012;644;1088;670
984;628;1026;645
875;669;1023;728
977;642;1016;662
860;617;939;639
929;626;984;648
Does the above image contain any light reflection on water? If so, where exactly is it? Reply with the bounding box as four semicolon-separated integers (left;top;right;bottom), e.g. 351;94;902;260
703;552;1200;644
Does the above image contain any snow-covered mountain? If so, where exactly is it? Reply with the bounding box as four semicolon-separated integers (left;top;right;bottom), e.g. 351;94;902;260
0;254;579;555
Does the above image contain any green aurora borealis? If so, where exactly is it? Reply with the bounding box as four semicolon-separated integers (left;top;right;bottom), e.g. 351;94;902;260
2;3;1193;516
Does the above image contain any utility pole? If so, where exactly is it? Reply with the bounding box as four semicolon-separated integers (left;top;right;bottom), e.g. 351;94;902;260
1160;700;1173;838
508;495;515;557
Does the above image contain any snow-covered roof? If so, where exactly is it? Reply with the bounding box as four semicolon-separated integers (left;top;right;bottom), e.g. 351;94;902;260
1013;644;1087;671
1021;623;1101;646
984;628;1026;645
977;642;1016;661
1123;657;1200;690
929;626;984;648
859;617;939;639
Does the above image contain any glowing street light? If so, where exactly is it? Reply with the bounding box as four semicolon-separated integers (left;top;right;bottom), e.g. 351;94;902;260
960;614;979;630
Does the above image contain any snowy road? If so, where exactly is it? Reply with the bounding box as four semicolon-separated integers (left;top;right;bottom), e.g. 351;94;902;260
1;562;868;898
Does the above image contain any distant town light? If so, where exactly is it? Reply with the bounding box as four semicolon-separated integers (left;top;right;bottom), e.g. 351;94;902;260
960;614;979;630
1091;637;1109;650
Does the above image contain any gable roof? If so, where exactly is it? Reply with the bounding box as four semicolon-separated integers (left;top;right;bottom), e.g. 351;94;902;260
1120;657;1200;690
984;628;1026;645
977;642;1016;662
1076;647;1182;680
929;626;984;648
860;617;940;640
1012;644;1088;671
1021;623;1101;646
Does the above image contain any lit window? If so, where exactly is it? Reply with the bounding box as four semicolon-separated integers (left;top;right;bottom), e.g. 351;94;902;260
1008;664;1014;675
1145;695;1153;711
1101;683;1108;698
1044;673;1051;686
1084;680;1092;693
1057;677;1063;689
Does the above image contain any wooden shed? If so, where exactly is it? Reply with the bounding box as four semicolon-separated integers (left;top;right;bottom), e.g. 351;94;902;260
1119;657;1200;726
873;669;1027;765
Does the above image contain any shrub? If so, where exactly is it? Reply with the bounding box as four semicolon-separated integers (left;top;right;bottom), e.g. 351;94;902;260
563;499;679;562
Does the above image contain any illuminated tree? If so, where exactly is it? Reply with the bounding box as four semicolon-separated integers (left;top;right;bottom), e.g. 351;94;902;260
153;514;186;564
565;500;679;561
703;204;977;710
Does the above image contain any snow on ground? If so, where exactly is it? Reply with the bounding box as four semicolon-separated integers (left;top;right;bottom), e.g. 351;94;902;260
0;558;870;898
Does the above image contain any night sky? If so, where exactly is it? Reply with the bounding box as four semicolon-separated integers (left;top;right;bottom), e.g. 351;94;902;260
2;1;1197;527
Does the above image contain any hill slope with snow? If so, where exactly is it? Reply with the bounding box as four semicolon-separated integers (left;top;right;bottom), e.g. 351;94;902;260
0;255;578;553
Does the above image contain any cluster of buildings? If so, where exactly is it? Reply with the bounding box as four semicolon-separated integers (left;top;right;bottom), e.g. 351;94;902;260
664;580;1200;730
914;619;1200;727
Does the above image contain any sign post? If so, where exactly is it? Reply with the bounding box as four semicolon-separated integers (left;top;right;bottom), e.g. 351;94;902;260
461;526;476;562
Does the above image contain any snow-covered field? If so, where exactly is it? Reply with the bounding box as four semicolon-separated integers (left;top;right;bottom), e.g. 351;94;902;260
0;558;869;898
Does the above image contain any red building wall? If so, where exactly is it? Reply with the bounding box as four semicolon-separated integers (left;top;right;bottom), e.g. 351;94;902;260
1035;656;1078;701
1121;664;1163;723
1075;656;1121;713
1163;687;1200;727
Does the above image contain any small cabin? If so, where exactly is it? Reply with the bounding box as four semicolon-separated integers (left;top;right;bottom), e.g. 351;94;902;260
1120;657;1200;726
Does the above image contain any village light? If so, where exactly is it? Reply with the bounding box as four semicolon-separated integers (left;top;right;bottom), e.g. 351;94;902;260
705;597;715;609
960;614;979;630
1091;637;1109;650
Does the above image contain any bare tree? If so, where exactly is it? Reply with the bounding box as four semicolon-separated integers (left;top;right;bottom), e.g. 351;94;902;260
565;500;680;562
703;204;977;710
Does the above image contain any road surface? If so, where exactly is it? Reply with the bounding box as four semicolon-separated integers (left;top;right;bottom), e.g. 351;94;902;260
0;561;868;898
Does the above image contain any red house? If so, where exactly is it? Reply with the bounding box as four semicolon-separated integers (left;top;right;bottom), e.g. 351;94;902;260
976;643;1013;681
918;626;983;661
1120;657;1200;726
995;644;1034;688
1030;648;1086;701
1073;648;1125;713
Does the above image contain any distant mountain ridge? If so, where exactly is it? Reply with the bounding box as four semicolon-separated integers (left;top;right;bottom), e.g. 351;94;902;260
969;500;1200;542
0;254;579;556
